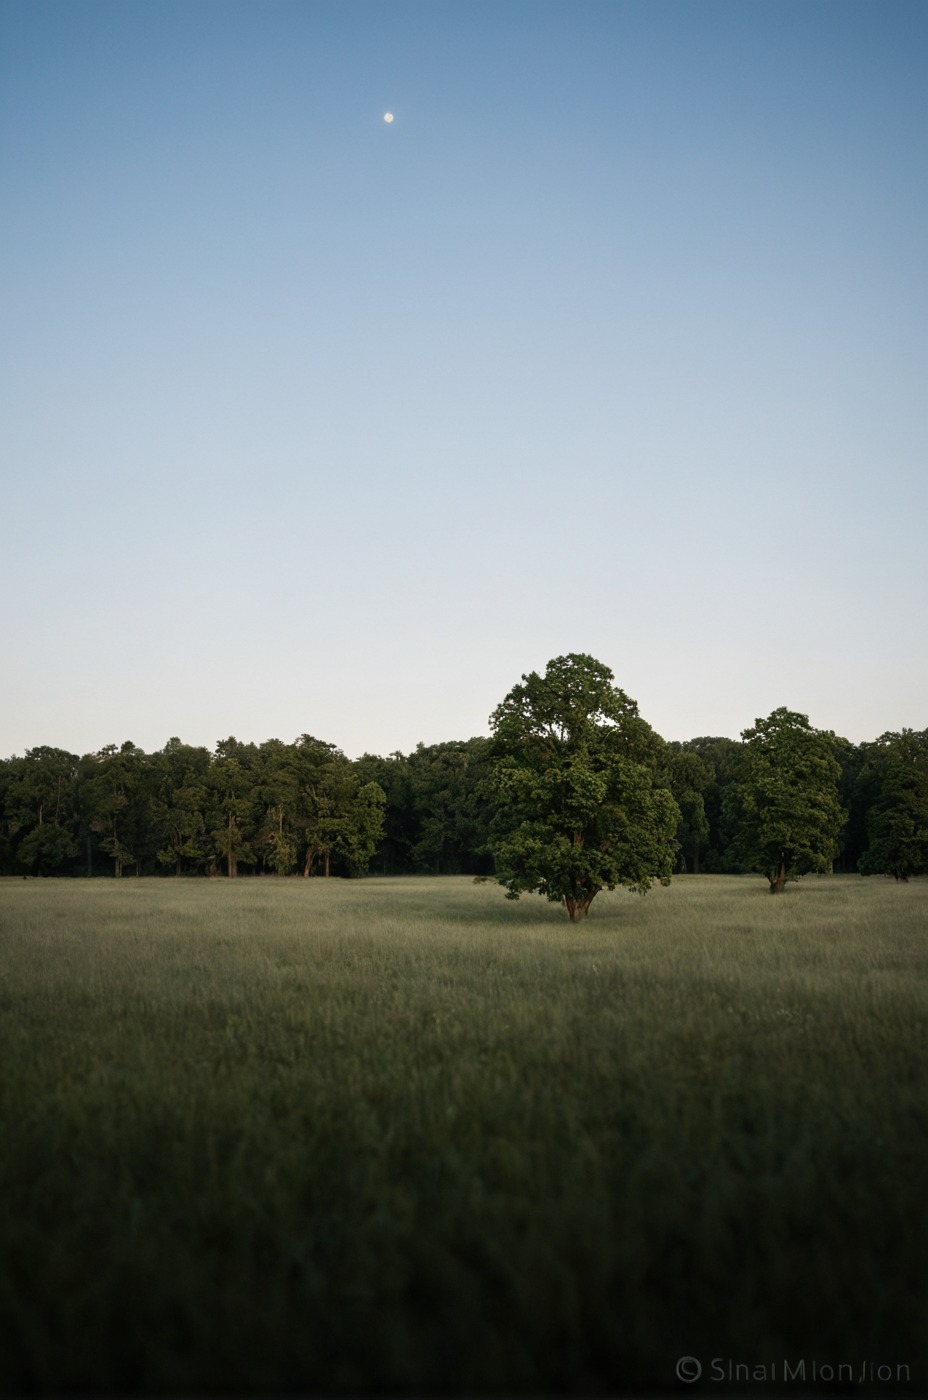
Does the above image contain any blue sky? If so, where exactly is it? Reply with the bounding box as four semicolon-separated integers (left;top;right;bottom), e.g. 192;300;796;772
2;0;925;758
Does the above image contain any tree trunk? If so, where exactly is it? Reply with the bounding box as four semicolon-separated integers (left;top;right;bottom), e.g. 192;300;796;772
564;890;599;921
227;812;236;879
303;847;315;877
324;849;330;878
768;860;787;893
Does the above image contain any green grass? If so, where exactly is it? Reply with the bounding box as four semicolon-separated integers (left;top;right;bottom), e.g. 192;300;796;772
1;874;926;1393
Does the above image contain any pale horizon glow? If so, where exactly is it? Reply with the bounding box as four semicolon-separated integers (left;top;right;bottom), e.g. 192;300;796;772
1;0;925;762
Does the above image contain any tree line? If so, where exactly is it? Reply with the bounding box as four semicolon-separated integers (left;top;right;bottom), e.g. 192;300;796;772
1;657;925;902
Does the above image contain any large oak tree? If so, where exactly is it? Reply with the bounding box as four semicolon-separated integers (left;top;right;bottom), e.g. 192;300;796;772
486;655;679;920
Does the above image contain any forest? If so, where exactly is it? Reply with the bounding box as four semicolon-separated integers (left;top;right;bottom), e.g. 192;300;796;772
2;688;926;886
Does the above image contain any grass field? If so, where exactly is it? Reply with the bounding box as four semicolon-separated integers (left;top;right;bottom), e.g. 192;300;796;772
1;873;926;1394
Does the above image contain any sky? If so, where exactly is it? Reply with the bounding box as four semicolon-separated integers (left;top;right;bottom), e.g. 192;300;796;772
2;0;925;760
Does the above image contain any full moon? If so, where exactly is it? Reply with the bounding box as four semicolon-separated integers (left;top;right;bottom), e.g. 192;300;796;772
383;112;394;123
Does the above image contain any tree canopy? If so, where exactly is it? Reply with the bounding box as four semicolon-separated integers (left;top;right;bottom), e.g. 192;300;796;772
486;655;680;920
0;675;921;897
729;708;846;893
857;730;928;881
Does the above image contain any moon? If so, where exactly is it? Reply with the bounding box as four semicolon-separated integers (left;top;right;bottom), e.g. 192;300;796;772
383;112;394;123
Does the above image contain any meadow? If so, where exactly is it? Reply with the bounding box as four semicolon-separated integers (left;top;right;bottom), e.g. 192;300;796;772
1;874;926;1394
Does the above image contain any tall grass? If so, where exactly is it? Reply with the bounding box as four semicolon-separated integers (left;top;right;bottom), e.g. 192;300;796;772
1;875;926;1393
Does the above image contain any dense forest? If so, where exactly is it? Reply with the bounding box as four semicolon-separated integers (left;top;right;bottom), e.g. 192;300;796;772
2;717;926;883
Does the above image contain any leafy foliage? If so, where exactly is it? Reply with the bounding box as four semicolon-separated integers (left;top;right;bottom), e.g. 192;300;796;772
153;739;212;874
857;730;928;881
729;708;846;892
667;749;712;872
486;655;679;919
0;675;922;895
84;742;154;877
355;739;494;875
2;747;80;874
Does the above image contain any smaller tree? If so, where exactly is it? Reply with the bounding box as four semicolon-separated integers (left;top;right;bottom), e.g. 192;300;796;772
334;781;387;875
253;739;302;876
353;751;419;874
85;742;151;877
208;741;258;878
152;739;212;875
857;730;928;881
6;747;81;875
731;708;845;893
